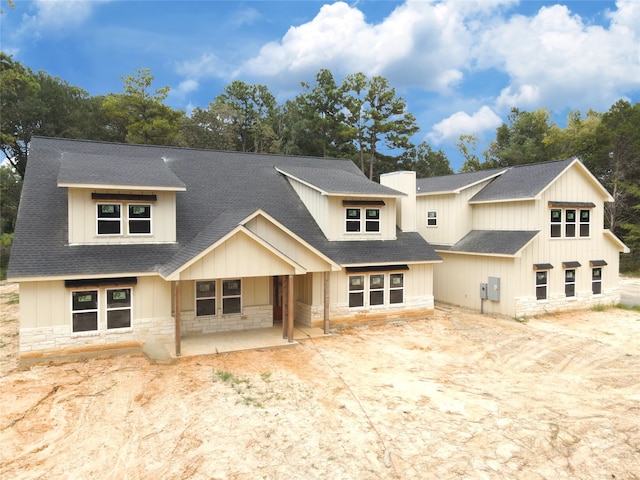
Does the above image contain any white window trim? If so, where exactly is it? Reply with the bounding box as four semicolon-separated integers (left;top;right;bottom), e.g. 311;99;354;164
97;202;153;237
592;267;603;296
106;287;133;330
222;279;242;315
345;207;381;234
127;203;153;236
535;271;549;301
550;207;591;239
97;203;123;236
348;272;405;308
564;269;577;299
71;287;133;335
195;280;217;317
427;210;438;227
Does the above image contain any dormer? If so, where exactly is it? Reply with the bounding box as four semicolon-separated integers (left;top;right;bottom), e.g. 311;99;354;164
57;152;186;245
276;164;405;241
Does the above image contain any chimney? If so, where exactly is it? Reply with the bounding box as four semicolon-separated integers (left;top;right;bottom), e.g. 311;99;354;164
380;171;416;232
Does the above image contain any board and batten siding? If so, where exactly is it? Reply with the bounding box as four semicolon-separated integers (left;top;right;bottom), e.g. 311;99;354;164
244;216;333;273
416;181;491;246
67;188;177;244
286;178;330;236
326;196;397;241
178;231;299;281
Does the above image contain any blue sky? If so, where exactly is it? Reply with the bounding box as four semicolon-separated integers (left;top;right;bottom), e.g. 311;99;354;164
2;0;639;170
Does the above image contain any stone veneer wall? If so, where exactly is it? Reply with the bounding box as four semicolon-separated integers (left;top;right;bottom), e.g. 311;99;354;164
514;290;621;319
19;315;175;359
180;305;273;336
322;296;435;328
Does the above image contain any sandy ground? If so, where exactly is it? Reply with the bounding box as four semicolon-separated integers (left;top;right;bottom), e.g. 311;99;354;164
1;281;639;480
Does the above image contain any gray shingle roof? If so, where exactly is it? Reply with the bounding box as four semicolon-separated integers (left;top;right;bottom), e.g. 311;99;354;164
469;159;575;202
8;137;440;280
58;152;186;189
278;165;404;196
445;230;539;256
416;168;505;194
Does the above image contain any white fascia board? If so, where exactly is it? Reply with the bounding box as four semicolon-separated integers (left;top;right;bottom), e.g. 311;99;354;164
57;182;186;192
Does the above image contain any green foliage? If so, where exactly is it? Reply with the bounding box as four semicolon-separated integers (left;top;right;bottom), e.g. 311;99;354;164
212;369;284;408
399;141;453;177
0;165;21;235
0;232;12;279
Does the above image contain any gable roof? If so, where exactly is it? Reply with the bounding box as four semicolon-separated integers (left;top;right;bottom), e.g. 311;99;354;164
416;168;505;195
468;158;576;203
57;152;186;190
440;230;539;257
8;137;440;280
276;165;404;197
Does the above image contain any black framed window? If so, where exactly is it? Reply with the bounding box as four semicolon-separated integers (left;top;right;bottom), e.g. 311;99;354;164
427;211;437;227
106;288;132;329
592;268;602;295
128;204;151;235
564;269;576;297
565;210;576;237
389;273;404;304
222;279;242;314
369;274;385;306
349;275;365;307
365;209;380;232
97;204;122;235
580;210;590;237
72;290;99;332
536;271;548;300
346;208;361;232
196;281;216;316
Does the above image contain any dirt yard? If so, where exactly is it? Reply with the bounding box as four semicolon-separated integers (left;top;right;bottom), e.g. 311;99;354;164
1;281;639;480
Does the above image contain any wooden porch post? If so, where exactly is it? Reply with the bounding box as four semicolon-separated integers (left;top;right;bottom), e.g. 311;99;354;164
282;276;288;339
323;271;330;334
287;274;294;342
175;280;182;357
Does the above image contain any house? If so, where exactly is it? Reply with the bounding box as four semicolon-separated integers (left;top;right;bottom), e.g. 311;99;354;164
380;159;629;318
7;137;441;360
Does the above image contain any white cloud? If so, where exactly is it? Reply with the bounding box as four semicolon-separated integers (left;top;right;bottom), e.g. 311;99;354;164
235;0;491;92
428;106;502;144
19;0;108;36
478;3;640;111
175;53;224;79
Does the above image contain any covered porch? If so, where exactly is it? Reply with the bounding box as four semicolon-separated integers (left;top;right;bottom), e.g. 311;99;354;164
144;322;327;360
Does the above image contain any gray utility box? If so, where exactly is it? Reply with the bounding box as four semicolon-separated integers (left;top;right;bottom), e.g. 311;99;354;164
480;283;488;299
488;277;500;301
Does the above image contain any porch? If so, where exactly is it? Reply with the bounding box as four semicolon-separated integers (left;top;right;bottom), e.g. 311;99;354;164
144;323;327;361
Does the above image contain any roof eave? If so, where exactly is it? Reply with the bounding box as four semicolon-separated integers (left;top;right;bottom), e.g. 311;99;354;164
58;182;186;192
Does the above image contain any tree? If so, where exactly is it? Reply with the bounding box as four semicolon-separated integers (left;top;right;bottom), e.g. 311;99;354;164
0;164;21;235
484;108;554;166
457;134;488;172
214;80;276;152
399;141;453;177
180;101;242;151
362;76;418;179
102;68;183;145
342;72;369;173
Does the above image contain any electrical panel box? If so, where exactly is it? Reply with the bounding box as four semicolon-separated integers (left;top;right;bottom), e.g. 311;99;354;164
480;283;488;299
488;276;500;301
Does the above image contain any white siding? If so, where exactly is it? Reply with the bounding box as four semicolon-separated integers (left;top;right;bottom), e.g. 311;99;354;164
68;188;177;244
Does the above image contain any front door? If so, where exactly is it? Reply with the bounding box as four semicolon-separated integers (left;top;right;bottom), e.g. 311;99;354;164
272;276;283;322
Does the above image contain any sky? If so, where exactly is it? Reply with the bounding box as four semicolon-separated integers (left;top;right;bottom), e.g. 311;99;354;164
2;0;639;171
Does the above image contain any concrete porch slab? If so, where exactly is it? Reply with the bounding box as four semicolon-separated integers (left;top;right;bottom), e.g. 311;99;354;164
152;324;328;359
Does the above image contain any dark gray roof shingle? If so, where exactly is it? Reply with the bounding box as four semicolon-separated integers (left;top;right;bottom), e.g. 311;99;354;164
446;230;539;256
469;159;575;202
416;168;505;194
8;137;440;279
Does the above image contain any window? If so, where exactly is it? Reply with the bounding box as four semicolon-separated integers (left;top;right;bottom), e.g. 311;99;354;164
564;269;576;298
106;288;132;329
550;207;592;239
565;210;576;237
536;271;548;300
345;208;380;233
128;204;151;234
346;208;361;232
72;290;99;332
427;211;437;227
349;272;404;308
389;273;404;304
592;268;602;295
222;279;242;314
196;281;216;316
580;210;590;237
349;275;365;307
365;209;380;232
97;204;122;235
369;274;385;306
550;209;562;237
